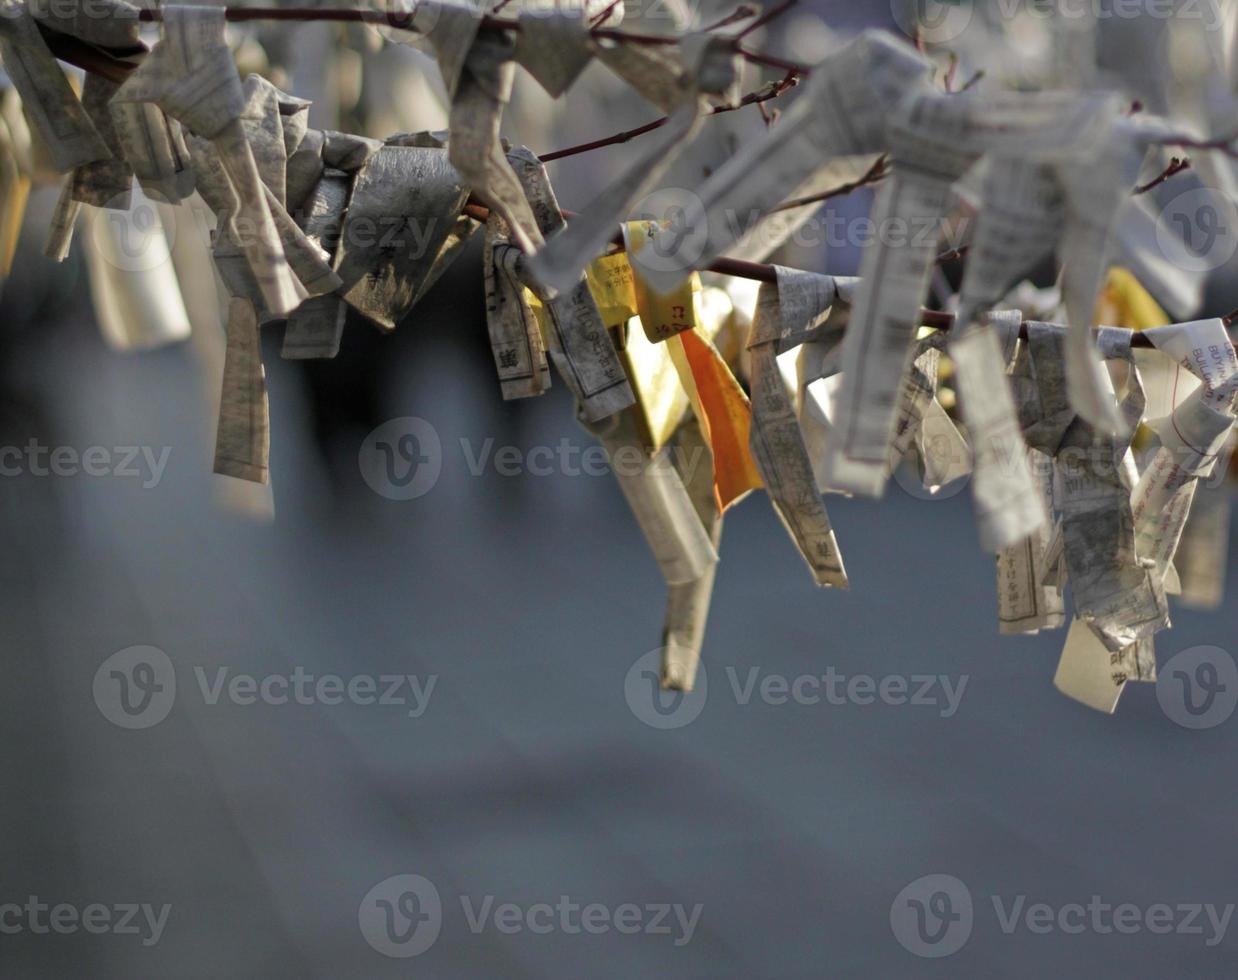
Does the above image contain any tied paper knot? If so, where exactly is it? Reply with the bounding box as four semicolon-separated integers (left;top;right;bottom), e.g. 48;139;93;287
111;7;244;141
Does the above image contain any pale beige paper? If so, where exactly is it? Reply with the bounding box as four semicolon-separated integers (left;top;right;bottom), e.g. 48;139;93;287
527;97;705;298
514;8;592;97
214;296;270;484
747;273;848;588
1131;318;1237;577
660;417;722;692
332;145;470;330
1174;454;1232;609
1054;618;1154;713
483;218;550;399
949;314;1047;553
590;37;688;114
579;406;718;587
633;31;932;294
447;30;544;255
82;192;192;350
0;0;109;172
112;5;302;315
1055;356;1168;652
820;171;954;497
508;147;634;420
997;448;1065;634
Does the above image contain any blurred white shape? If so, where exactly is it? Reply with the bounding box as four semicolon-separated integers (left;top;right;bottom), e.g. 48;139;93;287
83;183;191;351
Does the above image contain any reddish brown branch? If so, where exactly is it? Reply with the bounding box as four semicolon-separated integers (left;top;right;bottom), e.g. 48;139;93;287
770;154;889;212
699;4;760;33
732;43;808;75
46;6;813;82
1159;133;1238;161
541;75;797;162
1133;156;1191;194
589;0;623;28
942;51;959;92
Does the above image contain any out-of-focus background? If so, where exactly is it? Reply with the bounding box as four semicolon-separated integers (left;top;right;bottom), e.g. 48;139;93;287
2;1;1238;977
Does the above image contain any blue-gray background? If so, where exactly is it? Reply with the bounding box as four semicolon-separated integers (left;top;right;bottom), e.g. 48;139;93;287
4;0;1238;971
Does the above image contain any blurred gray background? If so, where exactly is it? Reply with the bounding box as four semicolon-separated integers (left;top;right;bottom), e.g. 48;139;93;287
2;0;1238;976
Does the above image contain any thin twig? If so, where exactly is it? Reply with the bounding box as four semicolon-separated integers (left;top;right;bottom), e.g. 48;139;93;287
956;69;984;93
770;155;889;212
1158;133;1238;161
45;5;822;81
468;191;1231;346
942;51;958;93
1133;156;1191;195
589;0;623;28
540;75;797;162
699;5;760;34
935;245;969;265
733;43;809;75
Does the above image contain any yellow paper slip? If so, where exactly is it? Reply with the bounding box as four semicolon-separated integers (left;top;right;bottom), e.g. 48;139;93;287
623;219;701;343
524;251;637;357
1095;266;1168;329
